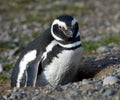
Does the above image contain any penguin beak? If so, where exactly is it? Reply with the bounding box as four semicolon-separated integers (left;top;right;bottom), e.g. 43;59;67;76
63;28;73;38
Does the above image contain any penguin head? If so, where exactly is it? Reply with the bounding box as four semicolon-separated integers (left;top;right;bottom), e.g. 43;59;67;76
51;15;79;41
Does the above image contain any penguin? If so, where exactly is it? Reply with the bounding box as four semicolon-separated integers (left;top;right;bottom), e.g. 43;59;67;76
11;15;82;88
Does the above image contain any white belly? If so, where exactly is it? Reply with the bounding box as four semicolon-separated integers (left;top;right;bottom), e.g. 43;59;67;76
38;47;82;86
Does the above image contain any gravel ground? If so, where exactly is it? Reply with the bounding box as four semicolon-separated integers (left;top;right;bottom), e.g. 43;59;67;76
0;0;120;100
1;52;120;100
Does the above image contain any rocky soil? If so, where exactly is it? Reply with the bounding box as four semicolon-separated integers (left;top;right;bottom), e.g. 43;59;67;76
0;0;120;100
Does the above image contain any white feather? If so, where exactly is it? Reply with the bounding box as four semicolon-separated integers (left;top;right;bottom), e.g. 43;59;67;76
17;50;37;88
51;19;67;41
42;40;58;61
76;32;80;37
39;47;82;86
58;41;81;48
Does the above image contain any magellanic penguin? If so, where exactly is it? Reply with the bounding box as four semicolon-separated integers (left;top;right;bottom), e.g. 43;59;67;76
11;15;82;88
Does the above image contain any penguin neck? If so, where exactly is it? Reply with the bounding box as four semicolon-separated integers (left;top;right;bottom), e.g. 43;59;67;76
56;36;82;50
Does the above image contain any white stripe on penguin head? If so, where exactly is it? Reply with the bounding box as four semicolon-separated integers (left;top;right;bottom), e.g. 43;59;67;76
72;18;77;26
51;19;67;41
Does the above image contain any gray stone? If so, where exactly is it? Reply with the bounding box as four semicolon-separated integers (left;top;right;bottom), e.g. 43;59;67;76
43;96;55;100
10;92;22;99
82;79;93;85
85;36;102;42
96;46;111;53
94;86;102;91
97;64;105;68
0;63;3;73
0;16;3;22
104;89;115;96
0;5;6;11
0;32;12;42
32;96;41;100
8;47;19;59
112;46;120;51
69;90;78;97
103;76;119;85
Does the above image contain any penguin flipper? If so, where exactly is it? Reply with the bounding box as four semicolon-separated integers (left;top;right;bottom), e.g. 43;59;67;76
25;58;41;87
11;53;43;88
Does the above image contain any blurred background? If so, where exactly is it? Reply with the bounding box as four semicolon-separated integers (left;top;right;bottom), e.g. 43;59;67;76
0;0;120;86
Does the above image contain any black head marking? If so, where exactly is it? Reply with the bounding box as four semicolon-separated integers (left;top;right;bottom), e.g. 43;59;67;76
57;15;73;26
51;15;79;42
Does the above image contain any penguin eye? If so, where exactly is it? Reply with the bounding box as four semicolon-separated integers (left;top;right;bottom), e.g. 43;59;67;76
58;26;62;30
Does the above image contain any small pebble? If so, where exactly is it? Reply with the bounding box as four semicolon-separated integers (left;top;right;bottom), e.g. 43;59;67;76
0;63;3;73
97;64;105;68
96;46;111;53
103;76;119;85
104;89;115;96
55;86;63;91
85;36;102;42
82;79;92;85
8;47;19;59
43;96;55;100
69;90;78;96
94;86;101;91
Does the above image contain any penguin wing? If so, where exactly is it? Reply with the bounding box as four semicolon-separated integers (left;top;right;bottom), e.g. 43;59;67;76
11;28;53;87
11;51;43;87
25;54;43;87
